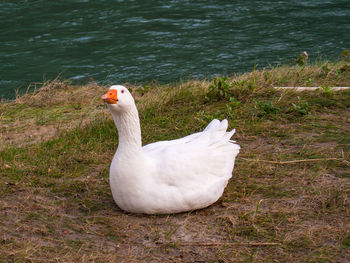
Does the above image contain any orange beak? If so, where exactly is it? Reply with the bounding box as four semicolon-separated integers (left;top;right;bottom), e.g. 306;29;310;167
101;89;118;104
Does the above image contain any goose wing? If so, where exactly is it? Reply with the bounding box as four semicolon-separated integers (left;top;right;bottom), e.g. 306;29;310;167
143;119;240;188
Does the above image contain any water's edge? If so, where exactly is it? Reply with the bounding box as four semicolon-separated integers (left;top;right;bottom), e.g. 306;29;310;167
1;0;349;98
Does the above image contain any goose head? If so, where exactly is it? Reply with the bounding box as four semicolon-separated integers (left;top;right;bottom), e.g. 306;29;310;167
101;85;134;113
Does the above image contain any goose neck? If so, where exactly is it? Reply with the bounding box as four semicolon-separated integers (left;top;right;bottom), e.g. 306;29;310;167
112;106;142;153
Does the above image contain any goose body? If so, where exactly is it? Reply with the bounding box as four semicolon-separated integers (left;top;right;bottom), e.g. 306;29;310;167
102;85;240;214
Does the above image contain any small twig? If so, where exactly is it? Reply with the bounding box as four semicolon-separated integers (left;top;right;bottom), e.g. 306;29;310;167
176;242;280;247
343;160;350;167
240;157;342;164
252;199;263;231
274;86;350;91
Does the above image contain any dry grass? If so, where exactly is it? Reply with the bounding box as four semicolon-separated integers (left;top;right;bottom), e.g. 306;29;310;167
1;61;350;262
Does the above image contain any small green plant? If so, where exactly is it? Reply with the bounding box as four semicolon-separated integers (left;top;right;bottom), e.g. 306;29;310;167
342;235;350;248
320;85;333;96
335;68;343;75
306;78;313;86
206;77;232;101
278;76;287;85
225;105;234;119
254;99;279;116
320;63;330;76
229;97;241;107
195;110;215;123
290;97;309;116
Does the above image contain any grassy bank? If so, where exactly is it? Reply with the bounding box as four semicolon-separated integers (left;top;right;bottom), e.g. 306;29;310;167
1;61;350;262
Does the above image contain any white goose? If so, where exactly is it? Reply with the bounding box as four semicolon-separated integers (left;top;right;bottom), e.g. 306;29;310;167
102;85;240;214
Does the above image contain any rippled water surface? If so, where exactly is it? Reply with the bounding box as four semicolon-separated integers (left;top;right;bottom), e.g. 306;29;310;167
1;0;349;98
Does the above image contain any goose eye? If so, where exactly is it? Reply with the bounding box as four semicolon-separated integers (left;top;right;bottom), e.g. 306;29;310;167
121;90;124;93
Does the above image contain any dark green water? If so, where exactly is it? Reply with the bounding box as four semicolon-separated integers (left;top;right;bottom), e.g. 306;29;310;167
1;0;349;98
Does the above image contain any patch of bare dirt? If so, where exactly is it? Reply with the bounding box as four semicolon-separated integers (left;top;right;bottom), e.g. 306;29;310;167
1;122;58;148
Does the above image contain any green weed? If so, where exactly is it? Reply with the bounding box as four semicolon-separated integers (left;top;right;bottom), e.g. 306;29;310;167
289;97;310;116
343;235;350;248
206;76;232;101
306;78;313;86
254;99;280;116
320;63;331;76
319;85;334;97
